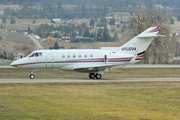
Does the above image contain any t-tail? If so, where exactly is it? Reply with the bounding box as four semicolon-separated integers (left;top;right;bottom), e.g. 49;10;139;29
118;26;162;62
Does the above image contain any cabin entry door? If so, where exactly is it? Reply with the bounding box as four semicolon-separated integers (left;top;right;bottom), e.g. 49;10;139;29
104;55;107;63
46;54;53;68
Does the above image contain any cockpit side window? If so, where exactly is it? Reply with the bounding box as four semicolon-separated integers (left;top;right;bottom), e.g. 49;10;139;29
27;52;42;57
39;52;42;56
35;53;39;57
27;52;34;57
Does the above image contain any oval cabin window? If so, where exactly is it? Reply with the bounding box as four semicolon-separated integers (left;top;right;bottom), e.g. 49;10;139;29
90;54;93;57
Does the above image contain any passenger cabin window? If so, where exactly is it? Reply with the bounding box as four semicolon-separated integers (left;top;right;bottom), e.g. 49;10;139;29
90;54;93;57
62;54;65;58
67;54;70;58
84;54;87;58
78;54;81;58
73;54;76;58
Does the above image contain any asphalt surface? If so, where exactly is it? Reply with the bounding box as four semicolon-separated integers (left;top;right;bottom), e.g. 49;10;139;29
0;78;180;83
1;64;180;83
28;35;44;49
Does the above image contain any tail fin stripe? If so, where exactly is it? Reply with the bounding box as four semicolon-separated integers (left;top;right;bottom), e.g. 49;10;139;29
136;51;145;60
149;26;162;32
137;51;145;55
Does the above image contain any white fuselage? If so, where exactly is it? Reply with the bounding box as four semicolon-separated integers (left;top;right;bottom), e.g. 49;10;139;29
10;26;161;79
11;49;133;72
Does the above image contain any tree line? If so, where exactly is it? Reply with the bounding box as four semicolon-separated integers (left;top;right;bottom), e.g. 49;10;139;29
1;0;180;7
34;17;115;42
3;4;109;19
1;0;180;19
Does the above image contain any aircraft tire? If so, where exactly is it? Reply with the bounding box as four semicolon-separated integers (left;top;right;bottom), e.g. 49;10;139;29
29;74;35;79
89;73;96;79
96;74;102;79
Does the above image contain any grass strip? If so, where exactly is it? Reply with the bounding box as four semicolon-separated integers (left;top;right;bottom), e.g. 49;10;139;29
0;82;179;120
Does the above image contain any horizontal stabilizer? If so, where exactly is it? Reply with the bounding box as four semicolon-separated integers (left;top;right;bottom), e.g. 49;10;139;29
138;34;166;38
156;34;166;37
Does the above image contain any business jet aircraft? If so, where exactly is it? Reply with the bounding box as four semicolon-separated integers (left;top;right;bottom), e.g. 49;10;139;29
10;26;162;79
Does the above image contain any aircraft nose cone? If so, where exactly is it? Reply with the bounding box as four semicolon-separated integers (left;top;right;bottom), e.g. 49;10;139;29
10;61;17;67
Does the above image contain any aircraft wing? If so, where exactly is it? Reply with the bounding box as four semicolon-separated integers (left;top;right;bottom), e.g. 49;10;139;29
72;64;124;73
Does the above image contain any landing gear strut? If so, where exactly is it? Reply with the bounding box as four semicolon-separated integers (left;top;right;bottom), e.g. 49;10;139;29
89;73;102;79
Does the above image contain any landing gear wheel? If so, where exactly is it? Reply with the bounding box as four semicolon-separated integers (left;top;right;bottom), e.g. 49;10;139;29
89;73;96;79
29;74;35;79
95;74;102;79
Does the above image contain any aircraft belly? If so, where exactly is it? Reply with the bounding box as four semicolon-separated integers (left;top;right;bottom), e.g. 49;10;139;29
59;62;103;71
74;69;98;73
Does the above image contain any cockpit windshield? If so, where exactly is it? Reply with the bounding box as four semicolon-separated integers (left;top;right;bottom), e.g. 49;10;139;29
27;52;42;57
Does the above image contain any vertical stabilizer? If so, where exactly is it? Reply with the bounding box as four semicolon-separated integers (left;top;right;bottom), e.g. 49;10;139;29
119;26;161;56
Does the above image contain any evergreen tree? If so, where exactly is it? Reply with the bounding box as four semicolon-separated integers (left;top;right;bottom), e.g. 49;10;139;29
54;42;59;49
102;26;110;41
10;17;16;24
90;32;94;38
35;24;53;38
83;28;90;37
89;19;95;27
177;15;180;21
27;27;31;34
97;30;102;41
113;33;118;41
170;17;174;24
79;28;83;36
46;32;50;37
0;24;4;29
3;51;7;59
32;19;36;24
2;16;6;23
58;1;62;8
109;17;115;25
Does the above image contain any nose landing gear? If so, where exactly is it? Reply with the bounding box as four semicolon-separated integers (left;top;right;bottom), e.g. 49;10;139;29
29;70;35;79
29;74;35;79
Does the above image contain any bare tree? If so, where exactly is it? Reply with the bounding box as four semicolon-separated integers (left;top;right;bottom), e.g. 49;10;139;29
130;8;171;64
131;9;160;35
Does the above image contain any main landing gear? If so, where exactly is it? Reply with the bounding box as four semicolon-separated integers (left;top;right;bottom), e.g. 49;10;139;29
28;70;101;79
89;73;102;79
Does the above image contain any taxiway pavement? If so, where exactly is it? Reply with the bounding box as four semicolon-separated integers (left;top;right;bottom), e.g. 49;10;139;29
1;64;180;83
0;78;180;83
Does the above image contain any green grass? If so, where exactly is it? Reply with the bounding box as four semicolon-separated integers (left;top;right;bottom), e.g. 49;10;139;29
0;68;180;119
0;82;179;120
